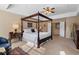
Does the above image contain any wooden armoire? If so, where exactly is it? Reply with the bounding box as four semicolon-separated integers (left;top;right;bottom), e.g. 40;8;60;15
76;30;79;49
73;24;79;49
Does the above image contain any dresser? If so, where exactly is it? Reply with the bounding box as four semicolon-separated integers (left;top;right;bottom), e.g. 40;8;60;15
76;30;79;49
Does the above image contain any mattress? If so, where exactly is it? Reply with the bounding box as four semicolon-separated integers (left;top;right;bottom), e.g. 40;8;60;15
23;32;51;44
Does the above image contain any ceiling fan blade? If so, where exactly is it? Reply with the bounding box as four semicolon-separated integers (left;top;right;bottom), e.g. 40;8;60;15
51;11;55;13
43;8;48;10
43;7;55;14
43;8;45;10
51;8;55;10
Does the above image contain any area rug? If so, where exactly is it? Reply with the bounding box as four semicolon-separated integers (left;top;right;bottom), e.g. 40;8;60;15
9;47;29;55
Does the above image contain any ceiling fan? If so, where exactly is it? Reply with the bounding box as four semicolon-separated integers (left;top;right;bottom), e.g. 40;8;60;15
42;7;55;14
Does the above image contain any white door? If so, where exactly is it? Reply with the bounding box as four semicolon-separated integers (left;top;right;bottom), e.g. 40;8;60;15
60;22;65;37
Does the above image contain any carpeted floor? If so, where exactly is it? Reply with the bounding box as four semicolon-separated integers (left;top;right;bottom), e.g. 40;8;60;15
11;36;79;55
43;36;79;55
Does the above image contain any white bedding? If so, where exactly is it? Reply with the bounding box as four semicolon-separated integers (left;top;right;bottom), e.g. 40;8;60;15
23;23;51;44
23;32;51;44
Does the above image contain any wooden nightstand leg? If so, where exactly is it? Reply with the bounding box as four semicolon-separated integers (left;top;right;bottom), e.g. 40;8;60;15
19;37;22;41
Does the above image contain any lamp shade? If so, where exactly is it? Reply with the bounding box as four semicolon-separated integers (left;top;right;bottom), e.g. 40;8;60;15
12;24;19;29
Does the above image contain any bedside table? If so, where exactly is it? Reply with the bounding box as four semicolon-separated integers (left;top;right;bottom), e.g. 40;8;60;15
9;32;22;43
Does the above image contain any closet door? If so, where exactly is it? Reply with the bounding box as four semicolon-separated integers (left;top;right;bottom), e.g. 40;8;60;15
60;22;65;37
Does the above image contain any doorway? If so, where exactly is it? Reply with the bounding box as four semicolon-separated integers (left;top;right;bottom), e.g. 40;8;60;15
59;22;65;37
53;21;65;37
53;22;60;36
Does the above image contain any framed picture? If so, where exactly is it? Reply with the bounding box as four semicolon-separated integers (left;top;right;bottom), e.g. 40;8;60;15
27;23;32;28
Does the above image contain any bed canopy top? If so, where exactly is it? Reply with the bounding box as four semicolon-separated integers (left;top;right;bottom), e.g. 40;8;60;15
21;12;52;21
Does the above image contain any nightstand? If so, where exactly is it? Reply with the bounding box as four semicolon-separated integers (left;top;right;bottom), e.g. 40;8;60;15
9;32;22;43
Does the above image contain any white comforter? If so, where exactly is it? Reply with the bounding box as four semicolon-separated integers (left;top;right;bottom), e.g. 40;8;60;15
23;32;51;44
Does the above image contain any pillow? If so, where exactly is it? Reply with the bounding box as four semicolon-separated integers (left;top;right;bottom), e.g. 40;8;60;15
31;29;35;32
23;29;31;33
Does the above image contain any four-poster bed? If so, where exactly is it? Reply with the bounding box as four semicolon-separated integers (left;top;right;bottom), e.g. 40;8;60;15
21;12;53;48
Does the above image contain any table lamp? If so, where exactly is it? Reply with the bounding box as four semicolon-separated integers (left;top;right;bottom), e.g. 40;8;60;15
12;24;19;33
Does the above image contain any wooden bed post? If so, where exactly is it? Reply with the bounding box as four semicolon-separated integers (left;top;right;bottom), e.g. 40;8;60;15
51;19;53;40
21;12;53;48
21;18;23;41
37;11;40;48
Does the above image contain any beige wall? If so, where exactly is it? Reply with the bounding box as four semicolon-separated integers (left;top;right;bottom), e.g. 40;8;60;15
53;22;60;35
23;21;49;32
23;21;37;29
52;19;65;36
0;9;79;39
0;10;21;38
39;22;48;32
66;16;79;39
54;16;79;39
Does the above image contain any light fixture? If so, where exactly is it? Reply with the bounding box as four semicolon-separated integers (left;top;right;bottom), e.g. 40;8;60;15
12;24;19;33
43;7;55;14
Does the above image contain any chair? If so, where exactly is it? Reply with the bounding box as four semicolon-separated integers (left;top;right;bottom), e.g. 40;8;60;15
0;37;11;55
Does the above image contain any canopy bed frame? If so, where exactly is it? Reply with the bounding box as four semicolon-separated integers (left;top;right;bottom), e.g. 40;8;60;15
21;12;53;48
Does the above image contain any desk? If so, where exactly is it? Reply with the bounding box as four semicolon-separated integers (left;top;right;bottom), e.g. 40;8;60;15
9;32;21;43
